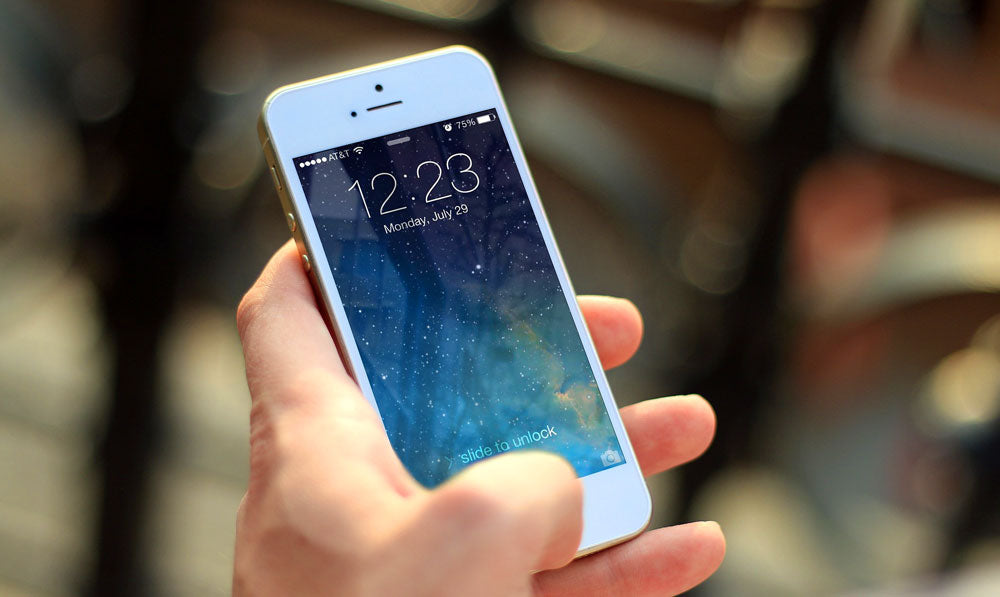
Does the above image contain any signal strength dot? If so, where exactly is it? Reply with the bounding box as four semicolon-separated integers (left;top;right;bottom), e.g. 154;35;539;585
299;162;304;168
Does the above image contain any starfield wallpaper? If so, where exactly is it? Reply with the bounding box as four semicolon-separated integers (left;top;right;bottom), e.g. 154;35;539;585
296;110;623;486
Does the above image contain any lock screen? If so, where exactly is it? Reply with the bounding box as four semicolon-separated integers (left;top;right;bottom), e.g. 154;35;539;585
294;109;624;487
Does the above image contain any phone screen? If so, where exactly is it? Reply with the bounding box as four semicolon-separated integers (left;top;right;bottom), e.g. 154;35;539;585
294;109;624;487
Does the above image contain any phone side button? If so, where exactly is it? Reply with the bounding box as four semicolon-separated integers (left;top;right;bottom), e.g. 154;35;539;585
269;165;283;191
286;212;297;233
300;253;311;273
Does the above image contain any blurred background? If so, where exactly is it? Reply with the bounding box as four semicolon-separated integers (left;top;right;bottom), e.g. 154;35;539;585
1;0;999;595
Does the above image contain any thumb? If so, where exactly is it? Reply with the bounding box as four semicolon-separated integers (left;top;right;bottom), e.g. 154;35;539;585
428;451;583;572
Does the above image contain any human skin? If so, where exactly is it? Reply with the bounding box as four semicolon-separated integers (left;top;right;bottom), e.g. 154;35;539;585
234;241;725;596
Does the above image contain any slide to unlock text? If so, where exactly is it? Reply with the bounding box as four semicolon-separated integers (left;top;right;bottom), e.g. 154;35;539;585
457;424;558;465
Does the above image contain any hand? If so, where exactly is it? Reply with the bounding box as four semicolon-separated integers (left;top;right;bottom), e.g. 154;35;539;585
234;241;725;596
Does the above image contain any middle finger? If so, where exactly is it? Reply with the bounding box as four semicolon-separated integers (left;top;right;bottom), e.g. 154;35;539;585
619;395;716;477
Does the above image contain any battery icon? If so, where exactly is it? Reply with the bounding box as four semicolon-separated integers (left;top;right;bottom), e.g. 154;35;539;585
476;114;495;124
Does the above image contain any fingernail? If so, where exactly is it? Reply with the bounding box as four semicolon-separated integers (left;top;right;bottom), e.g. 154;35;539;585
698;520;722;532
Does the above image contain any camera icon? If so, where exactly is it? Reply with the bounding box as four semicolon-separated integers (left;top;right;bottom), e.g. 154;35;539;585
600;449;622;467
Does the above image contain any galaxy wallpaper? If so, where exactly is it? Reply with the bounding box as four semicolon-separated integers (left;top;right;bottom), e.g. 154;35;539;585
295;110;623;487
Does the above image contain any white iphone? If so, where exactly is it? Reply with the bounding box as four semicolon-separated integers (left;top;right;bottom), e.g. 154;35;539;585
258;46;651;556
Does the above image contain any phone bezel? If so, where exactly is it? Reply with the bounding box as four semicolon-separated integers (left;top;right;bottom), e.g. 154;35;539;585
259;46;652;555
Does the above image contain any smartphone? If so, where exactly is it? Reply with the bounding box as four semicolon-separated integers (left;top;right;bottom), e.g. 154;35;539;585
258;46;650;556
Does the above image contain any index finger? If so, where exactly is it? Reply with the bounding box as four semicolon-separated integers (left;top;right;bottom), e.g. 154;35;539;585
237;242;420;497
577;296;643;370
236;241;357;412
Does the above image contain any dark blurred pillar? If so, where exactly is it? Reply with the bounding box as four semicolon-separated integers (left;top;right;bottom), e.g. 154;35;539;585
679;0;867;513
85;1;211;594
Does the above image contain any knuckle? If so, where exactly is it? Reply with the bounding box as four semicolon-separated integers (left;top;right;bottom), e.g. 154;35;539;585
244;371;347;484
245;384;316;476
246;399;280;485
236;287;265;340
271;468;378;557
235;261;281;341
234;495;371;596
